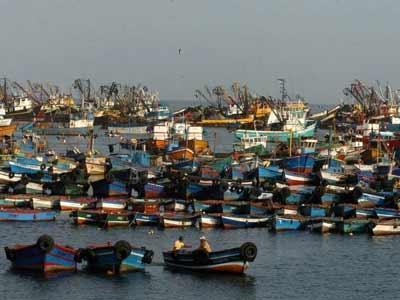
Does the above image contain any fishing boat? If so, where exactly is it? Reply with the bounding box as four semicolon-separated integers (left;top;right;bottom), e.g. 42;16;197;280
163;242;257;274
272;215;304;231
76;241;153;274
70;210;103;225
60;197;97;211
96;198;127;211
98;211;135;227
0;208;57;221
167;147;195;161
235;123;316;143
199;214;222;228
134;212;160;226
85;156;107;175
221;215;270;229
284;170;314;185
370;219;400;236
90;178;129;197
310;218;336;234
0;124;16;137
31;196;62;209
375;208;400;219
161;214;198;228
0;170;22;183
4;235;77;273
337;219;371;234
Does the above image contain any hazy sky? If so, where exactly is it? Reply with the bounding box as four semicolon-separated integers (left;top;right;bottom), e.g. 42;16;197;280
0;0;399;103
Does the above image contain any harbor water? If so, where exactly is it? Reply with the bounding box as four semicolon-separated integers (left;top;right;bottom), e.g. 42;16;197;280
1;218;400;300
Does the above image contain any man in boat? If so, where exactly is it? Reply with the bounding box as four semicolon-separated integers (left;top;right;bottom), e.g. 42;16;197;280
173;236;186;251
197;236;212;253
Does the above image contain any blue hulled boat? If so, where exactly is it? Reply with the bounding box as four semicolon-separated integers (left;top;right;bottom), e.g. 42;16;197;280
134;212;160;225
221;215;270;229
4;235;76;273
77;240;153;274
0;209;57;221
272;215;304;231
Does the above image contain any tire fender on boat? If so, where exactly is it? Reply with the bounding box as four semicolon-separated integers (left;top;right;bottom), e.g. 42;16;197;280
114;240;132;261
40;164;46;171
37;235;54;253
240;242;257;262
8;172;14;179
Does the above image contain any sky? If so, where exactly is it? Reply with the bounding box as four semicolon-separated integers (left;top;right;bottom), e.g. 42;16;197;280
0;0;399;103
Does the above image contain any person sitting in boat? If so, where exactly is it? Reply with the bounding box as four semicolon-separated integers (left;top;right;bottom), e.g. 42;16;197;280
197;236;212;253
173;236;186;251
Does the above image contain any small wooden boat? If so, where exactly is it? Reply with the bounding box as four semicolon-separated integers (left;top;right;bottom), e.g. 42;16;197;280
4;235;77;273
134;212;160;226
70;209;103;225
298;205;327;217
272;215;304;231
98;211;135;227
375;208;400;219
199;214;222;228
31;196;62;209
161;214;198;228
60;197;97;211
221;215;270;229
96;198;127;211
337;219;371;234
0;170;22;183
355;208;376;219
371;219;400;236
76;240;153;274
310;218;336;234
163;242;257;274
284;170;314;185
0;208;56;221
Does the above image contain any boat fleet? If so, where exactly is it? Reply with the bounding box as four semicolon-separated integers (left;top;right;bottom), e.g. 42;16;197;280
3;78;400;277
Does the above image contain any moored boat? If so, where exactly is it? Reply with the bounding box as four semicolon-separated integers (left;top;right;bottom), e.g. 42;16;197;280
221;214;270;229
0;208;56;221
163;242;257;274
76;240;153;274
4;235;76;273
161;214;198;228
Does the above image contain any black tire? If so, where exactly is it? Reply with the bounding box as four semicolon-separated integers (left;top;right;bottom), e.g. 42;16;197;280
37;235;54;253
230;185;237;192
142;249;154;264
240;242;257;262
4;247;16;261
114;240;132;260
8;172;14;179
40;164;46;171
237;186;244;194
192;249;209;265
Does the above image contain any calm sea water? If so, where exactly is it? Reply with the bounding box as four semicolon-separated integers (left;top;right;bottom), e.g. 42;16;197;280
1;218;400;300
2;100;399;300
